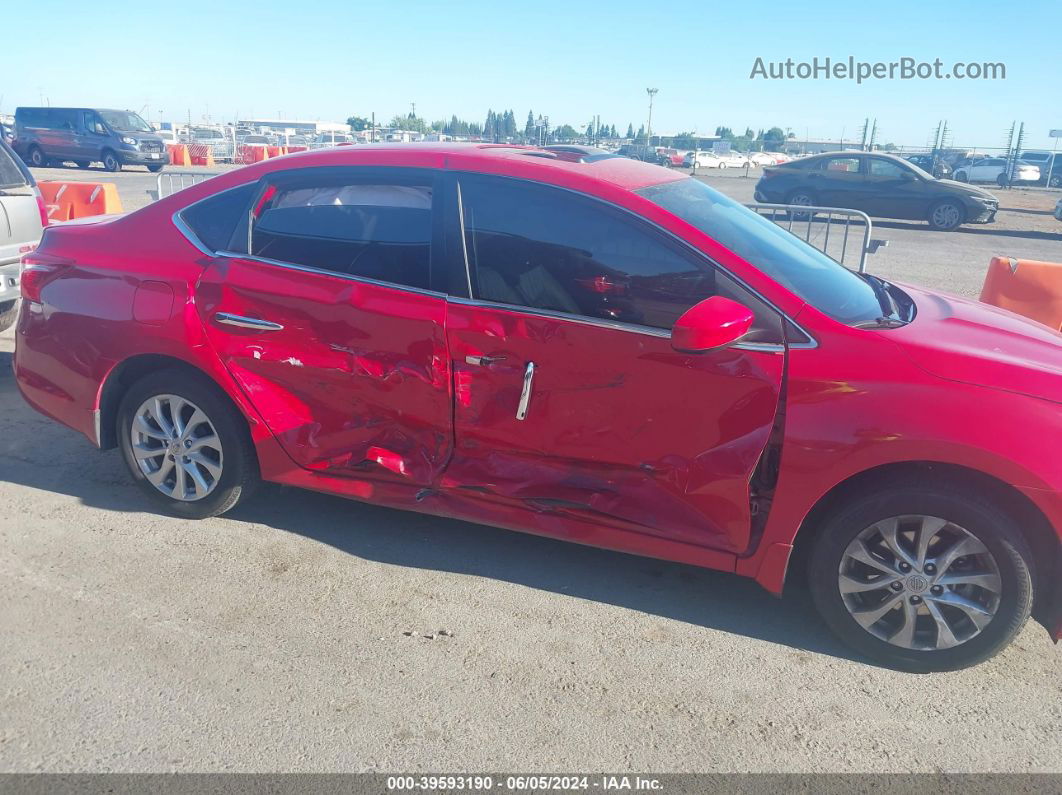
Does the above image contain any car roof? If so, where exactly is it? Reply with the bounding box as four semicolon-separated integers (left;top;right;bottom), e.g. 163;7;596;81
259;142;686;192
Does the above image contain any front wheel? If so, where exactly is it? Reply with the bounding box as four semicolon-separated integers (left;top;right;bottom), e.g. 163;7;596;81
808;484;1033;672
718;162;727;170
117;369;260;519
147;163;164;173
996;174;1008;188
928;200;965;231
953;171;969;182
102;150;121;172
1050;174;1062;188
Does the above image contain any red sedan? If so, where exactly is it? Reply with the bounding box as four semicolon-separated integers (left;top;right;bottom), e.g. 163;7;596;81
13;144;1061;671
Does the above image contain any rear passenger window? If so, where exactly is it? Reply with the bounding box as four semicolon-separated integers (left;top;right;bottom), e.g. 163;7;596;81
179;182;256;252
250;182;432;290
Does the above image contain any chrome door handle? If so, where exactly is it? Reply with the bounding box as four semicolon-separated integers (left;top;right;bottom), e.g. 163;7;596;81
214;312;284;331
465;354;506;367
516;361;536;421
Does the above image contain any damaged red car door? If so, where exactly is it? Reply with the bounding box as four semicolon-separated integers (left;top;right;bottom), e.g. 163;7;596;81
195;169;452;484
442;175;786;554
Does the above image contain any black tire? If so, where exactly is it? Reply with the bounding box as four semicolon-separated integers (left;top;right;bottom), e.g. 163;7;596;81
101;150;121;172
147;163;164;173
807;483;1034;672
718;162;728;170
1050;174;1061;188
953;170;969;183
74;160;91;169
785;189;817;220
116;368;260;519
27;146;47;168
0;300;17;333
996;174;1008;188
927;199;965;231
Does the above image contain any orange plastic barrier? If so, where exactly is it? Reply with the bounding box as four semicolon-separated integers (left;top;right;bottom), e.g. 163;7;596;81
266;146;283;158
186;143;215;167
286;145;308;154
166;144;191;166
236;145;269;165
980;256;1062;331
37;181;123;221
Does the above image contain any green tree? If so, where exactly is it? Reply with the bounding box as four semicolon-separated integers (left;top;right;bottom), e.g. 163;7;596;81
525;110;536;140
763;126;787;150
346;115;370;132
636;124;645;140
715;126;734;139
554;124;579;141
625;123;635;139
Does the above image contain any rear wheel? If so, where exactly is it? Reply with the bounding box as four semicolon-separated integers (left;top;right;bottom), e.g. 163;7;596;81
996;173;1008;187
808;484;1033;672
953;170;969;182
117;369;259;519
102;150;121;172
27;146;47;167
718;162;728;170
1050;174;1062;188
786;189;816;220
0;300;17;333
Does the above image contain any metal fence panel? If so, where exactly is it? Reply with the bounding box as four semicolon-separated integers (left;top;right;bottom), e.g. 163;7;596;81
156;171;224;200
744;203;886;272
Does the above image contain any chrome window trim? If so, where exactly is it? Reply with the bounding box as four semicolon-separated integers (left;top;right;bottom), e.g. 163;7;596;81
451;171;818;350
213;250;446;299
446;295;670;339
171;210;215;257
172;181;257;257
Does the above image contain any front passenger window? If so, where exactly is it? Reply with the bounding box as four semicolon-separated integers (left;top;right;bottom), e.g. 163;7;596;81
459;176;784;342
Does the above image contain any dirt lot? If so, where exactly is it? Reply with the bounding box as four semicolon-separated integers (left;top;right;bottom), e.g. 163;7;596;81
1;163;1060;774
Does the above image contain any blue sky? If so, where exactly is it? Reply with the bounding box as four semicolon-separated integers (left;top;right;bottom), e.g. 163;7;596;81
4;0;1060;150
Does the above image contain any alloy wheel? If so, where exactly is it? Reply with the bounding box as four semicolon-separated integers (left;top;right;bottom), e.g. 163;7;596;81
838;515;1002;651
931;203;961;229
130;394;224;501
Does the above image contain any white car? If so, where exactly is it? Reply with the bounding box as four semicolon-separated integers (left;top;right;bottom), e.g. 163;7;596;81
683;151;747;169
747;152;777;166
952;157;1040;186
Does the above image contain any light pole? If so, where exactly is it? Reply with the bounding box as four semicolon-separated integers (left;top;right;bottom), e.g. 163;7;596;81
646;88;658;148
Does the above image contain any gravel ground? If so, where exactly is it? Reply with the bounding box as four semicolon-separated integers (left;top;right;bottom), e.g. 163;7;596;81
2;163;1061;774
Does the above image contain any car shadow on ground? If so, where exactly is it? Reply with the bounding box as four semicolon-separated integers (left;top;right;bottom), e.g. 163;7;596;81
871;220;1061;241
0;353;863;666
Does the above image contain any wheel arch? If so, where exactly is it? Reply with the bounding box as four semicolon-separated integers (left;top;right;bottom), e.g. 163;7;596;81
786;461;1059;618
97;353;255;450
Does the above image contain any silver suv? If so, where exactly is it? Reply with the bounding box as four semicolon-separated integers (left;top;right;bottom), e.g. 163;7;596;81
0;139;45;331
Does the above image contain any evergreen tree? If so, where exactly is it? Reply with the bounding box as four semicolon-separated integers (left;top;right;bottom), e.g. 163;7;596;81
625;123;635;139
525;110;535;140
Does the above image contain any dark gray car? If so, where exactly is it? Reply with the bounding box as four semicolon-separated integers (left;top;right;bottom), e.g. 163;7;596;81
0;139;45;331
13;107;169;173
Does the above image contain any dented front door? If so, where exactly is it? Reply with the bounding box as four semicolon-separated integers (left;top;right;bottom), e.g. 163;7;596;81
443;303;785;554
196;256;452;485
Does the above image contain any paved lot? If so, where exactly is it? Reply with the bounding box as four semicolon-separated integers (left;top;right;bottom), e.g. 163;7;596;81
2;163;1060;773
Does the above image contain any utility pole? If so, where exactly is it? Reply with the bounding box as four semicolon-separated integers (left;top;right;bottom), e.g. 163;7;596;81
868;119;878;151
410;101;416;118
371;112;376;143
646;88;658;148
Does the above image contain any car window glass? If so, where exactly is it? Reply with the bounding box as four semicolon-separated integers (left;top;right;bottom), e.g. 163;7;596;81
251;182;432;290
0;143;28;189
823;157;861;173
180;182;257;252
868;159;907;178
459;176;783;341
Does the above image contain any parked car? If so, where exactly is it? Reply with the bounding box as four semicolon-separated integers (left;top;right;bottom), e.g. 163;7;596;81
13;107;169;172
951;158;1040;186
0;139;46;331
314;132;355;146
156;130;180;147
904;154;952;179
748;152;778;166
684;150;723;168
0;122;14;146
755;151;999;231
653;148;687;167
615;143;659;162
1024;153;1062;187
14;144;1062;672
241;135;271;149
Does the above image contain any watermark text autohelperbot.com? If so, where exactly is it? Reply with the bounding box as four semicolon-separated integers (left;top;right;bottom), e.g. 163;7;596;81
750;56;1005;83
